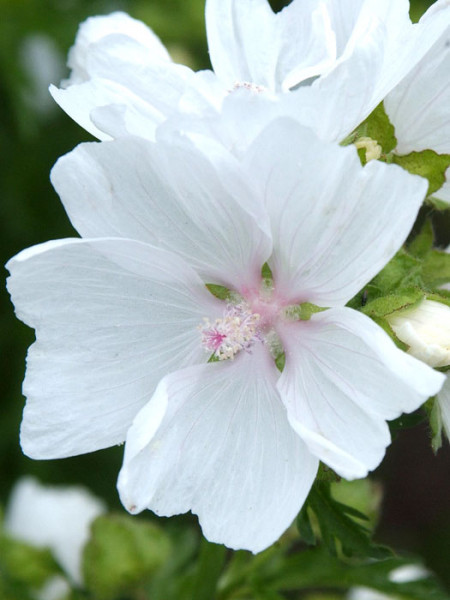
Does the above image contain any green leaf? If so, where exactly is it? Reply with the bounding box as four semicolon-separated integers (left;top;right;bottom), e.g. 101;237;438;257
354;102;397;155
268;547;450;600
408;219;434;259
393;150;450;196
297;507;316;546
190;539;227;600
421;250;450;288
82;514;171;600
297;483;391;560
369;249;422;294
0;534;61;590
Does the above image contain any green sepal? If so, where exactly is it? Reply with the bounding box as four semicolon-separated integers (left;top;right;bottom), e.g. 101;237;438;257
287;302;328;321
352;102;397;155
392;150;450;196
424;291;450;309
296;482;391;560
82;513;171;600
275;352;285;372
261;262;273;279
205;283;231;301
361;288;424;319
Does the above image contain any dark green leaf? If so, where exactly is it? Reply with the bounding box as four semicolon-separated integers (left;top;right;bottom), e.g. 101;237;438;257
297;483;391;559
268;547;450;600
190;539;227;600
297;507;316;546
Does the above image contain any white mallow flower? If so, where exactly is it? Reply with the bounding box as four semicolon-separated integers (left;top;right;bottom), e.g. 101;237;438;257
50;1;450;146
387;299;450;368
384;21;450;204
7;121;444;553
4;477;105;589
387;298;450;444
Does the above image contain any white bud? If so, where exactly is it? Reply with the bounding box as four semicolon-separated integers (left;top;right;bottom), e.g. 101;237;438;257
387;299;450;368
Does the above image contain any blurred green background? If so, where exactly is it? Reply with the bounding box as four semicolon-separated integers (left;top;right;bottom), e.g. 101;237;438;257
1;0;450;588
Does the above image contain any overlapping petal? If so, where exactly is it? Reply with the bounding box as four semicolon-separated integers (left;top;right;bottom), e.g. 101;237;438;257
6;238;223;458
385;28;450;154
118;345;318;553
291;0;450;143
206;0;336;92
65;12;171;85
243;119;428;306
51;136;272;292
276;307;445;479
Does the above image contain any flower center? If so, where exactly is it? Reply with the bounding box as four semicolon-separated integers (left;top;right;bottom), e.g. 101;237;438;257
229;81;267;94
200;303;262;360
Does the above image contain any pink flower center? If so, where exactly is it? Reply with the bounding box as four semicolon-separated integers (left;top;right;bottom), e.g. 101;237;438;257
200;303;262;360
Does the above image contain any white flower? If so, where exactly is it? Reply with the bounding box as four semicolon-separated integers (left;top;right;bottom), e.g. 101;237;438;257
50;1;450;146
384;18;450;203
4;477;105;587
387;299;450;368
7;121;444;552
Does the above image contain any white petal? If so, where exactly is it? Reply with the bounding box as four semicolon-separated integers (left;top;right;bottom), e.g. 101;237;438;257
6;238;222;458
84;34;194;113
243;119;427;306
5;477;105;584
118;345;318;553
50;79;161;141
205;0;336;92
52;35;195;140
51;137;271;292
66;12;171;84
387;299;450;368
385;29;450;154
276;307;444;479
438;374;450;440
291;0;450;144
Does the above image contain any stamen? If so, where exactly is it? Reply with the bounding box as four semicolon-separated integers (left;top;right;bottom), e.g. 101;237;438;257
200;303;262;360
229;81;266;94
354;136;382;162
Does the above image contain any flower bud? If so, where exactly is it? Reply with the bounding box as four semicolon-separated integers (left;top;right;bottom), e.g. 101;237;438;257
387;299;450;368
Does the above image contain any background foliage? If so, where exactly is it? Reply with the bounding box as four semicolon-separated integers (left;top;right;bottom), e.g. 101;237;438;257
1;0;450;595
